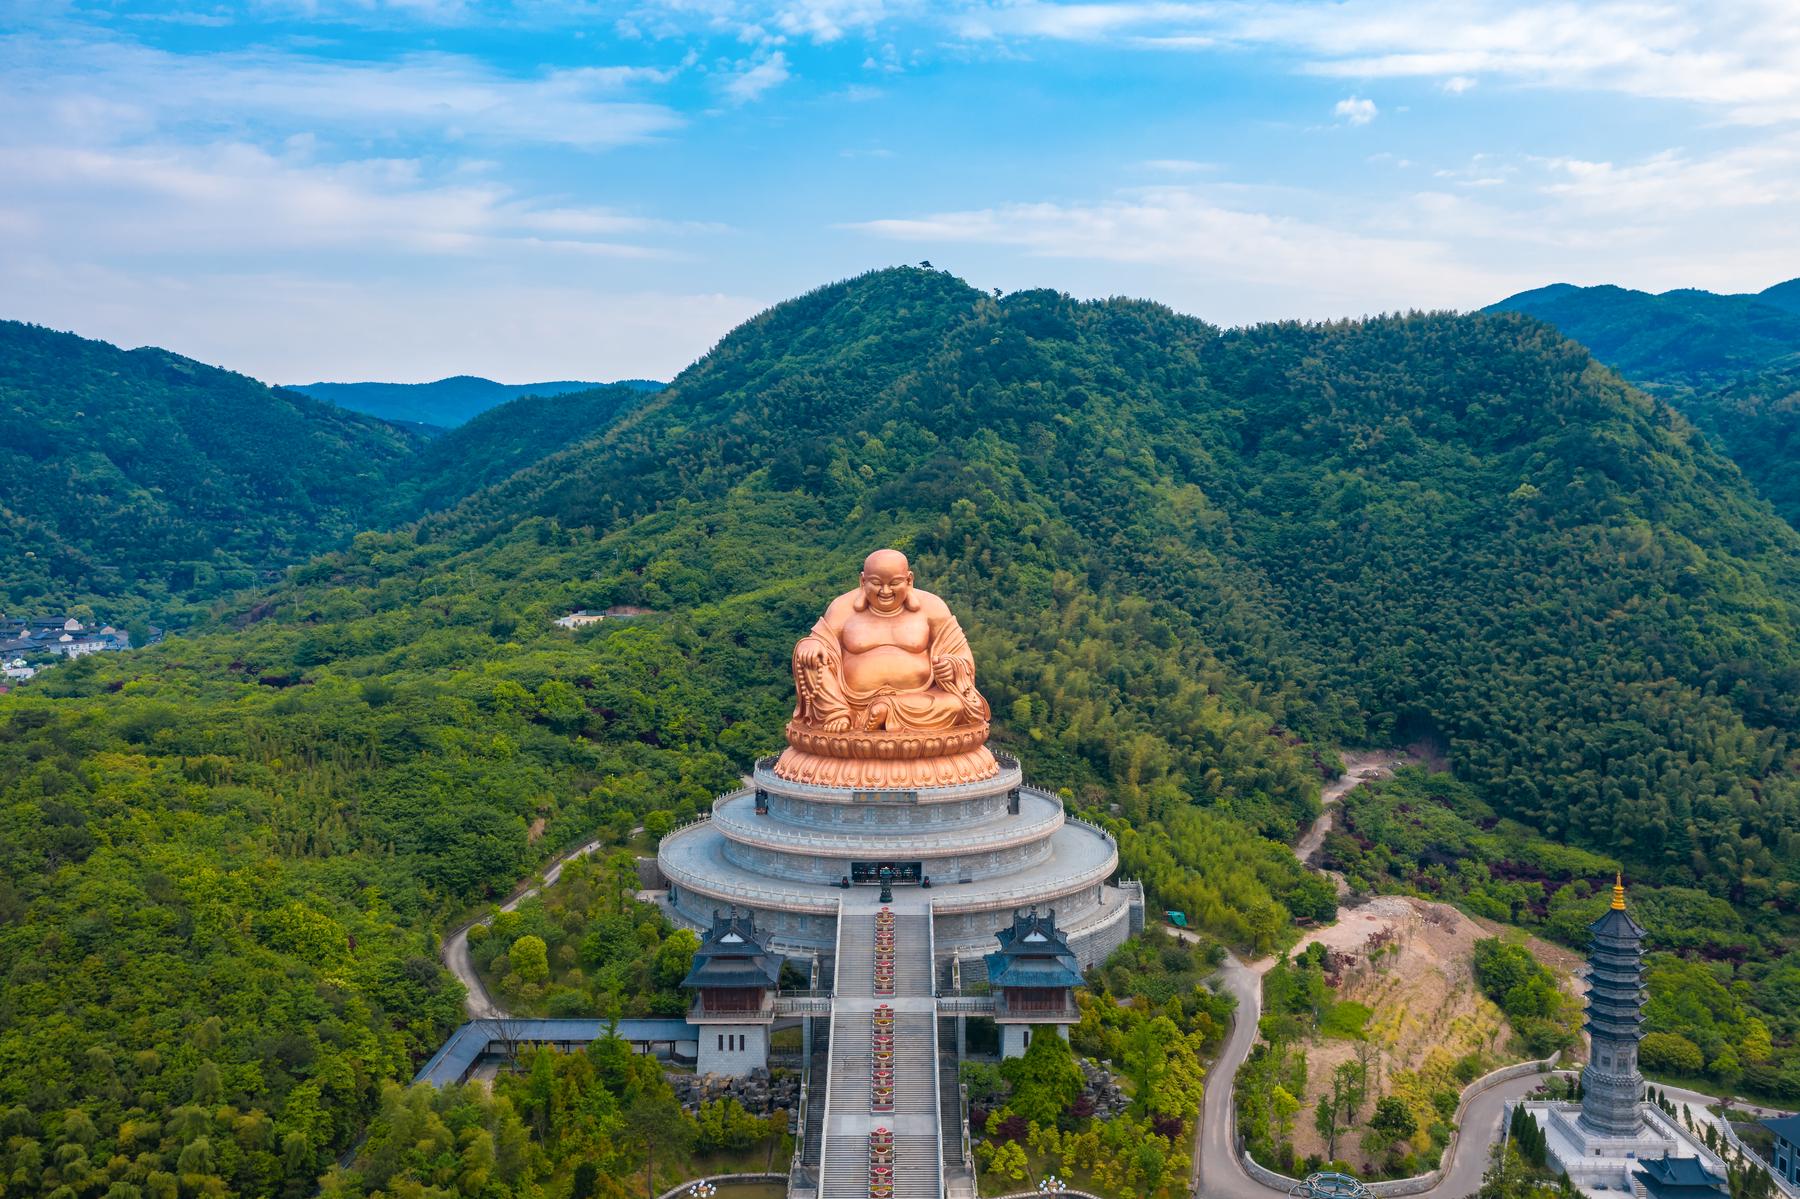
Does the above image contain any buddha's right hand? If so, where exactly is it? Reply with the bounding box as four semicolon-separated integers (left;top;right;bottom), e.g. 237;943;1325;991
796;640;829;669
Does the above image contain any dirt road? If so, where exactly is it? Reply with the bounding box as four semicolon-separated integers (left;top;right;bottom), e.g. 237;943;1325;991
1293;749;1412;867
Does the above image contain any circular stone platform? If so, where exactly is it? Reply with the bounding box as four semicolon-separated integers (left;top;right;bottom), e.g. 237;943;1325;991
657;753;1138;966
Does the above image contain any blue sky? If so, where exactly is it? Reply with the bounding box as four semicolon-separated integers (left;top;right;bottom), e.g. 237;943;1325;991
4;1;1799;383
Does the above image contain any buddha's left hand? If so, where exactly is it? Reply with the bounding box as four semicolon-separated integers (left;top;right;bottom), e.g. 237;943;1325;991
931;657;956;685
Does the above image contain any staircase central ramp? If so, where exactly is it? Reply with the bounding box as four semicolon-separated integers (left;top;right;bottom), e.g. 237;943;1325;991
818;897;943;1199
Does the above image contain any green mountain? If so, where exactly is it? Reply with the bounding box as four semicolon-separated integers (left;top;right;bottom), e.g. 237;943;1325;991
382;383;658;520
0;324;670;624
0;319;423;621
1487;280;1800;524
5;269;1800;1196
290;374;663;428
1487;280;1800;384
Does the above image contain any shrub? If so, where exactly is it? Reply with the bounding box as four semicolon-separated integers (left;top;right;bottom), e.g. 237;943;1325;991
1641;1032;1705;1076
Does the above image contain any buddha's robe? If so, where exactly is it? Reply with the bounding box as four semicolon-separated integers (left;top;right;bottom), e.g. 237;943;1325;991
792;605;989;733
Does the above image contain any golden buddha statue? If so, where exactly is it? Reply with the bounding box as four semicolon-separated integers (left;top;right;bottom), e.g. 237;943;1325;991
773;549;998;789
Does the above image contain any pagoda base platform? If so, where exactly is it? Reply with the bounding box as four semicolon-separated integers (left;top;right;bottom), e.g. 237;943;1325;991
1518;1101;1727;1199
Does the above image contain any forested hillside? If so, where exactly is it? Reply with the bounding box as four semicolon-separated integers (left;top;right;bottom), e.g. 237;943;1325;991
1489;280;1800;525
290;375;661;428
4;268;1800;1195
0;324;661;624
0;321;422;619
381;383;660;520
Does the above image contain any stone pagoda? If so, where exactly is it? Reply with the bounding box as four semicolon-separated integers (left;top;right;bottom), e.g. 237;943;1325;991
1580;873;1648;1136
1515;877;1726;1198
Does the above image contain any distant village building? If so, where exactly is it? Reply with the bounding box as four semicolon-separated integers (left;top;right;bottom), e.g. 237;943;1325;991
0;615;133;665
553;605;654;630
3;658;36;681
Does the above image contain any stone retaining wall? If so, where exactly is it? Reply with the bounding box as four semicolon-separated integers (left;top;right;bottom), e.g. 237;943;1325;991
652;1172;786;1199
1718;1117;1800;1199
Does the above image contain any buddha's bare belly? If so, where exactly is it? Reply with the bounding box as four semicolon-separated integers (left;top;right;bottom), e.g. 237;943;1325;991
843;645;933;694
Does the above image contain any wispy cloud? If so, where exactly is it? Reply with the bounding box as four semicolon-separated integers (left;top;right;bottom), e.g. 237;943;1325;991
847;184;1521;314
1541;136;1800;214
722;51;792;102
0;139;710;259
0;35;683;151
945;0;1800;125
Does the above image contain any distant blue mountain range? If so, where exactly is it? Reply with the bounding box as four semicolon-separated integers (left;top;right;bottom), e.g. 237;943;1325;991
289;374;665;429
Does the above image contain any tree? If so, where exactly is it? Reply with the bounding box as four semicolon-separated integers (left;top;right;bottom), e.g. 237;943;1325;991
1642;1032;1706;1076
1270;1086;1301;1147
1002;1031;1084;1126
511;934;550;984
1124;1019;1169;1113
622;1091;694;1198
989;1140;1028;1182
1316;1097;1343;1159
654;929;701;990
1371;1096;1416;1141
1313;1058;1368;1158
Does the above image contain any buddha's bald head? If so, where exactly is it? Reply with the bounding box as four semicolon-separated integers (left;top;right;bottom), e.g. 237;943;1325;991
864;548;909;577
856;548;920;613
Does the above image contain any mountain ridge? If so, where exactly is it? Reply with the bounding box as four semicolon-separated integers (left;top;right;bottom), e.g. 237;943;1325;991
0;322;667;620
1488;276;1800;526
0;318;425;619
290;374;665;428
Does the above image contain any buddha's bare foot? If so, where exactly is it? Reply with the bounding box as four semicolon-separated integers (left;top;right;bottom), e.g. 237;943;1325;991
823;716;851;733
866;701;891;730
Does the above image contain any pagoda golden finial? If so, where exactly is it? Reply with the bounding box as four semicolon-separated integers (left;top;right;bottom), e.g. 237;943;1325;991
1611;871;1627;910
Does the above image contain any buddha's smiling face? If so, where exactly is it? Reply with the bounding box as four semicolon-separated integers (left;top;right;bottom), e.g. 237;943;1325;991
860;549;914;615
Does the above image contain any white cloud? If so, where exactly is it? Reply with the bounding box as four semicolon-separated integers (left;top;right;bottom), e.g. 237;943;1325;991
0;138;711;260
772;0;897;42
1541;136;1800;214
722;51;792;102
847;184;1522;315
0;35;683;151
943;1;1800;125
1334;95;1378;124
1441;75;1477;93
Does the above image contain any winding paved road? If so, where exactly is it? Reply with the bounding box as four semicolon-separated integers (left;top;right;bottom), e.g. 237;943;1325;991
1188;749;1551;1199
1184;752;1785;1199
441;834;615;1019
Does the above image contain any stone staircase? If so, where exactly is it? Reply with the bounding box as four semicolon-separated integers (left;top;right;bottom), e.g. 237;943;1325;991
819;910;941;1199
937;1025;976;1199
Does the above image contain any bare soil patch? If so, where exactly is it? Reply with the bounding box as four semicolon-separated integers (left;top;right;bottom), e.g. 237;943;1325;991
1284;895;1577;1165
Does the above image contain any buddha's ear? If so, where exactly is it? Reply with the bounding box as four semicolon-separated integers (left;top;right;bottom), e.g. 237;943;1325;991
852;590;869;612
904;591;922;611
